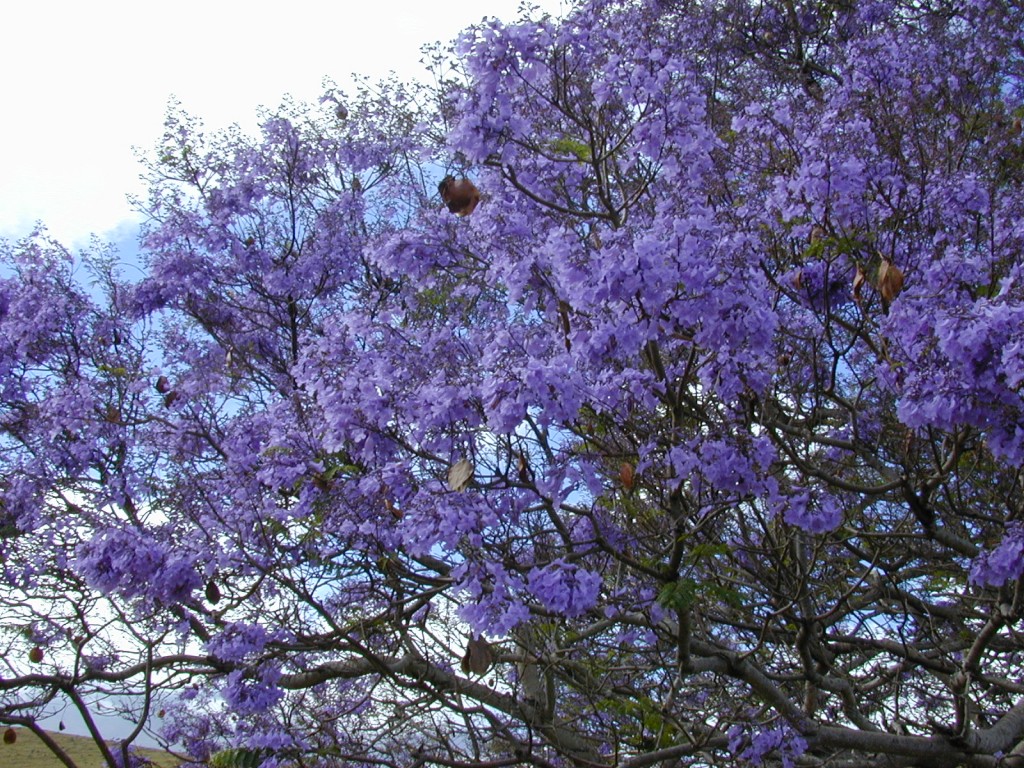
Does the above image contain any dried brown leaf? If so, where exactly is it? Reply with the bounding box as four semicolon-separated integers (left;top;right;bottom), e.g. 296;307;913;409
853;265;866;303
878;259;904;304
517;451;530;483
385;498;402;519
620;462;635;491
448;459;474;492
461;636;493;676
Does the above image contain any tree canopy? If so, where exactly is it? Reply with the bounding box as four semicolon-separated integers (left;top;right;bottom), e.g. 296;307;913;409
3;0;1024;766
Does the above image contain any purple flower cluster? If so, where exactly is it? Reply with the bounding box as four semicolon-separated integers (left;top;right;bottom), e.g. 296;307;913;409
75;527;200;606
221;666;284;716
888;290;1024;464
527;560;602;618
775;488;844;534
108;746;152;768
456;560;532;637
206;623;274;663
728;723;808;768
157;688;221;761
970;523;1024;587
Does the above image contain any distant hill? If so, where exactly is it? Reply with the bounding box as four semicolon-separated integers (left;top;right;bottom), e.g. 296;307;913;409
1;728;182;767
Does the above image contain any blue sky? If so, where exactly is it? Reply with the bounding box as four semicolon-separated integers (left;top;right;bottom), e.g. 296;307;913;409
0;0;565;248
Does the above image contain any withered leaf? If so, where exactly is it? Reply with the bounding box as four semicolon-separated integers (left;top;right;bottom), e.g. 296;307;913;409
385;498;402;519
460;636;494;676
448;459;474;492
878;259;905;304
517;451;530;483
559;300;573;352
853;265;867;303
620;462;635;491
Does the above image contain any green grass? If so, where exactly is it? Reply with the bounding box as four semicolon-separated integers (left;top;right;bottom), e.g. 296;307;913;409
1;728;182;768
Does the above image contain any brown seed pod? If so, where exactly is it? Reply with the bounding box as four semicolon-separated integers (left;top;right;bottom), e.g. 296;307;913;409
3;727;16;745
438;176;480;216
205;579;221;604
29;646;43;663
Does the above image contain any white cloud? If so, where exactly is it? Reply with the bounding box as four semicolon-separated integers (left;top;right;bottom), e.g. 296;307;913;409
0;0;566;246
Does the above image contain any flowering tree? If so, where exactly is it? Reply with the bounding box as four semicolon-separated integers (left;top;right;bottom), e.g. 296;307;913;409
3;0;1024;766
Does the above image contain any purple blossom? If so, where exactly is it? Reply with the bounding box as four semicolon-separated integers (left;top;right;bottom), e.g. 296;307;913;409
777;489;844;534
456;561;532;637
729;723;808;768
108;746;152;768
207;623;274;663
75;527;200;606
221;666;284;716
527;561;602;618
970;523;1024;587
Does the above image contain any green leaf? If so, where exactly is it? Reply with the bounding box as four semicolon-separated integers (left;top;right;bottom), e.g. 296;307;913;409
209;748;267;768
684;543;729;563
657;579;699;611
550;136;592;162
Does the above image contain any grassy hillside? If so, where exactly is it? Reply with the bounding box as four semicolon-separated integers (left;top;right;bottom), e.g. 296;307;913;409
1;728;182;768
